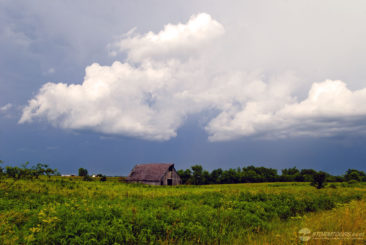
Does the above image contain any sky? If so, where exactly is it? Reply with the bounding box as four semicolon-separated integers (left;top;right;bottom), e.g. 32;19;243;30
1;0;366;176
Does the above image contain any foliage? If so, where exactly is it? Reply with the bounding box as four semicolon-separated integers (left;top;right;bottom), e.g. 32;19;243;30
82;175;93;181
311;171;327;189
246;199;366;244
0;178;364;244
347;179;359;185
176;169;191;184
2;161;57;180
0;160;3;175
345;169;366;182
177;165;351;185
78;168;88;177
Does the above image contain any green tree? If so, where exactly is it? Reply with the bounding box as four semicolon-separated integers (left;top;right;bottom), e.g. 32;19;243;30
6;166;21;179
344;169;365;182
0;160;3;175
78;168;88;177
210;168;223;184
221;168;239;183
202;170;211;184
191;165;203;185
311;171;327;189
177;169;192;184
300;169;317;182
282;167;300;176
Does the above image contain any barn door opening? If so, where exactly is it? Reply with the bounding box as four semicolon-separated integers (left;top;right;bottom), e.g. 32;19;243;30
167;179;172;186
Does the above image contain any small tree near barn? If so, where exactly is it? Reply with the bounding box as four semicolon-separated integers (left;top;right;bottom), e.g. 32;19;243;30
78;168;88;177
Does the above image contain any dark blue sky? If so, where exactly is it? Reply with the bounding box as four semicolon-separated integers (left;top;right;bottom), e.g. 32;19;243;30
2;114;366;176
1;0;366;176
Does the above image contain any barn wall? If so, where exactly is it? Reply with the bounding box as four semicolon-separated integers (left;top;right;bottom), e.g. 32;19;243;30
127;180;160;185
161;174;167;185
171;170;181;185
142;181;160;185
161;168;181;185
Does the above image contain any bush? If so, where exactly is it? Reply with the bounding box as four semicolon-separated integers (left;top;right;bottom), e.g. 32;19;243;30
347;179;359;186
329;183;337;189
0;179;364;244
311;171;327;189
83;175;93;181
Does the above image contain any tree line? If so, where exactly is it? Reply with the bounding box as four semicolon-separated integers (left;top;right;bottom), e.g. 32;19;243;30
78;167;107;181
2;160;365;189
177;165;366;186
0;160;59;180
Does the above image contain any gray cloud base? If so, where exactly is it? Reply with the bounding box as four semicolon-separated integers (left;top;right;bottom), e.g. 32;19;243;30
19;13;366;141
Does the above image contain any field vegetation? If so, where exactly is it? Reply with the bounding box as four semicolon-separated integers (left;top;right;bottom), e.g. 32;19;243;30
1;161;365;244
0;177;365;244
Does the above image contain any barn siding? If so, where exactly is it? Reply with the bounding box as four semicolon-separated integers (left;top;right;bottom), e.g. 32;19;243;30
171;170;181;185
142;181;160;185
161;168;181;185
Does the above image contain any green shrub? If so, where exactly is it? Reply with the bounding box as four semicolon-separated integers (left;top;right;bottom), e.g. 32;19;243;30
0;179;364;244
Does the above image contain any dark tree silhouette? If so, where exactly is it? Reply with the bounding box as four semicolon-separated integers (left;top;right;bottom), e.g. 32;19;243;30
78;168;88;177
311;171;327;189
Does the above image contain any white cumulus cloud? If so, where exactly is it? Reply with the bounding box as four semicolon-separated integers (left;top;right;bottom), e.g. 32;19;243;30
206;80;366;141
111;13;225;62
19;13;366;141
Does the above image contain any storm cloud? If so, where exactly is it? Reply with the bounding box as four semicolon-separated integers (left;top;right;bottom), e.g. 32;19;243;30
19;12;366;141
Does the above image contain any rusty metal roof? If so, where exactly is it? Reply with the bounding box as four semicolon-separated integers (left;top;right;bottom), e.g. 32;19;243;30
126;163;174;182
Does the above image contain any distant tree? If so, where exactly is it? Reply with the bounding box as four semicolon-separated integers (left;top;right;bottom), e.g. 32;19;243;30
100;175;107;182
280;167;301;182
202;170;211;185
177;165;365;186
282;167;300;176
335;176;345;182
221;168;239;183
3;162;57;180
311;171;327;189
31;163;54;179
45;167;57;178
78;168;88;177
0;160;3;175
177;169;192;184
5;166;21;179
245;169;260;183
252;166;278;182
300;169;317;182
210;168;223;184
191;165;203;185
294;173;305;182
344;169;365;182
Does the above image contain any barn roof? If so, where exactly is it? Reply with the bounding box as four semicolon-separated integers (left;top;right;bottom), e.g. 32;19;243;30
126;163;174;182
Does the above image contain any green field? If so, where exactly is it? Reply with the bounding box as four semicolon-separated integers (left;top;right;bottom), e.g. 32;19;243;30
1;178;365;244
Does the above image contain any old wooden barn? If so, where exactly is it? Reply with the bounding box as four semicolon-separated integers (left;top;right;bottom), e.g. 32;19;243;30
126;163;181;185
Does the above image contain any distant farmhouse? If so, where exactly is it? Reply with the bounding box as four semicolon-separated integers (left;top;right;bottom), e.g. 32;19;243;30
126;163;181;185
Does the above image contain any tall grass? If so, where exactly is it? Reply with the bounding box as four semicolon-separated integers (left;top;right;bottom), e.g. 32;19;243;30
246;199;366;245
0;179;365;244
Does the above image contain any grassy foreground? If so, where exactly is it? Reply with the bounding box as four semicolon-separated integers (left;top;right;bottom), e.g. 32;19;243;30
0;178;365;244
